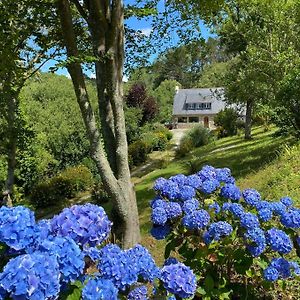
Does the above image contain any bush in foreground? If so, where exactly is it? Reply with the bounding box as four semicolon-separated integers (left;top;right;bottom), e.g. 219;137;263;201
0;203;196;299
151;165;300;299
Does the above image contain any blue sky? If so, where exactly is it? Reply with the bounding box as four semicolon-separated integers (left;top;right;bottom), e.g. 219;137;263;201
42;0;213;77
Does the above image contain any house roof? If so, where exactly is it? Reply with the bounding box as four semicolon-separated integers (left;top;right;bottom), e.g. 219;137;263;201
173;87;226;116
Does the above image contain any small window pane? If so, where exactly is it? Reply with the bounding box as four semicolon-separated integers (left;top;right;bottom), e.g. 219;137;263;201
189;117;199;123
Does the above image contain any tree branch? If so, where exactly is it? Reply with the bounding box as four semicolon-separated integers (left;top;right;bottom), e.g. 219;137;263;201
70;0;89;23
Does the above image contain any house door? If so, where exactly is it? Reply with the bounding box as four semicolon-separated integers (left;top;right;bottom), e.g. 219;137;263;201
204;116;209;128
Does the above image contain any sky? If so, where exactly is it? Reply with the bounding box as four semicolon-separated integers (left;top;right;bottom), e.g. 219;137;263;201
42;0;214;78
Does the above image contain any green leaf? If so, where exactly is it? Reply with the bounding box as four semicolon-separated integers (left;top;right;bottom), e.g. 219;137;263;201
196;286;207;296
204;275;214;291
164;239;177;258
60;281;83;300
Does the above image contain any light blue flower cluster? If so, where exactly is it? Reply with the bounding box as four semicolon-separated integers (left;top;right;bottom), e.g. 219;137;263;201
0;253;60;299
82;278;118;300
0;206;36;251
220;184;241;201
160;262;197;299
182;209;210;230
266;228;293;254
244;227;266;257
50;204;112;247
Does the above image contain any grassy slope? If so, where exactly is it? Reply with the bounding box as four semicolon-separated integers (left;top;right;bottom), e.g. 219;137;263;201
134;126;298;261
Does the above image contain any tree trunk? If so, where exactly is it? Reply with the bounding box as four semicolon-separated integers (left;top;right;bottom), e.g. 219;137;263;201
57;0;141;248
2;95;18;207
244;100;253;140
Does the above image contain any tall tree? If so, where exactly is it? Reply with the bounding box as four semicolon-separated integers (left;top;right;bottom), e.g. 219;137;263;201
56;0;141;248
0;0;56;205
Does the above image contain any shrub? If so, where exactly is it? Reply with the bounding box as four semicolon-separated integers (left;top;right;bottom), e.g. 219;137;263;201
141;132;168;152
128;140;148;167
150;165;300;299
214;108;240;137
0;204;197;299
30;165;94;208
176;124;212;157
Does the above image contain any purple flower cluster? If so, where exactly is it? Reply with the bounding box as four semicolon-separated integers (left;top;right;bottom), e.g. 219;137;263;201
160;262;196;299
50;204;112;247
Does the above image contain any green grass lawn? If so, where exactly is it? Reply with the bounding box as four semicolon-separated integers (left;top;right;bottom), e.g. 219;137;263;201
134;126;299;261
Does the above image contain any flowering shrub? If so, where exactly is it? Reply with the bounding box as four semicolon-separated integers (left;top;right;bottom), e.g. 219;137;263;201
150;165;300;299
0;204;196;299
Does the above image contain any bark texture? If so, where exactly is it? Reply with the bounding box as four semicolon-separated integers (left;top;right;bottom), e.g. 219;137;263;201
57;0;140;248
244;100;253;140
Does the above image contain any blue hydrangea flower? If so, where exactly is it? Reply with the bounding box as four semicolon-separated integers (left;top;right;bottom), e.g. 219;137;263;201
128;285;148;300
150;197;168;209
177;185;196;201
244;227;266;257
280;209;300;228
215;167;231;183
97;244;137;291
208;202;221;214
280;196;293;207
159;180;180;200
127;244;160;282
50;204;112;247
240;213;260;230
258;208;273;222
82;278;118;300
255;200;271;210
0;253;60;299
203;221;233;244
164;257;179;266
289;261;300;276
166;202;182;220
182;209;210;230
270;202;286;216
242;189;261;206
197;165;217;181
185;174;202;189
222;202;231;212
28;235;84;283
266;228;293;254
220;184;241;201
151;207;168;225
224;176;236;184
0;206;36;251
169;174;187;186
200;179;220;194
150;225;171;240
228;203;244;218
263;267;279;282
153;177;168;193
83;246;101;262
182;199;200;214
269;258;291;278
160;262;196;299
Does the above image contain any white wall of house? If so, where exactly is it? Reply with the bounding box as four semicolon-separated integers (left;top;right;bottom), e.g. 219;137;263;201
173;115;217;129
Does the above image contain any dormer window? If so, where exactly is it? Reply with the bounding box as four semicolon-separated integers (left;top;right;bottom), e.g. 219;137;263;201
185;102;212;110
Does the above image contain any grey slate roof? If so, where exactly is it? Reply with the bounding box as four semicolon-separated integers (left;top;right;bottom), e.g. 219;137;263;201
173;87;226;116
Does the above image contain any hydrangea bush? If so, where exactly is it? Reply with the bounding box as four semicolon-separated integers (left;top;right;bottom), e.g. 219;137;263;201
151;165;300;299
0;204;196;299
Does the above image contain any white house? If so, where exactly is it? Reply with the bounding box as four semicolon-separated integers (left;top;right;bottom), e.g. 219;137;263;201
172;87;239;129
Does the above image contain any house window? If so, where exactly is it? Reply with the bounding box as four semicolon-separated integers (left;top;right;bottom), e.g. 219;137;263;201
185;102;212;110
189;117;199;123
178;117;187;123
